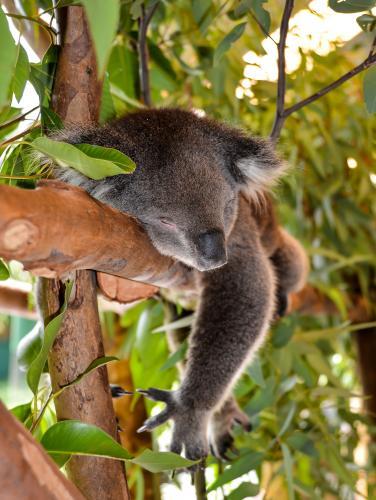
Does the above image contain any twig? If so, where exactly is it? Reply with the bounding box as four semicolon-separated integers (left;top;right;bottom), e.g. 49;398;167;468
138;2;160;107
0;106;39;131
270;0;294;142
194;463;207;500
249;11;277;46
283;51;376;118
0;123;40;147
270;27;376;141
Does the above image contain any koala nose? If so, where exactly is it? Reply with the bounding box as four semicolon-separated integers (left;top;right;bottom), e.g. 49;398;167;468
196;229;227;270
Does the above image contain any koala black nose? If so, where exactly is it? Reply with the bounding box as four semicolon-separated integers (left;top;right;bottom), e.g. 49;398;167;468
196;229;227;270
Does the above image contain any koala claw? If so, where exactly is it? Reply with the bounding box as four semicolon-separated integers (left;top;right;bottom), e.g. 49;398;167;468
137;387;209;461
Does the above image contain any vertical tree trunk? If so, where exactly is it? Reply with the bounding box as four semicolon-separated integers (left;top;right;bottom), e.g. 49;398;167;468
43;6;129;499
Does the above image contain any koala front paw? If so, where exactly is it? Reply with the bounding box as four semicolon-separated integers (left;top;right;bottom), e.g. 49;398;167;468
137;387;209;461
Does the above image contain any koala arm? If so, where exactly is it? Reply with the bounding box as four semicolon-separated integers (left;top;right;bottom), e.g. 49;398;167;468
138;197;276;460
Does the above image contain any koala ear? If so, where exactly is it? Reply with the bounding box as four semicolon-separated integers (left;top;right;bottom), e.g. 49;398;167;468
231;135;287;193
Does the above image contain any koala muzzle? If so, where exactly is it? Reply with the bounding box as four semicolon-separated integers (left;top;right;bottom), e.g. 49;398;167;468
196;229;227;270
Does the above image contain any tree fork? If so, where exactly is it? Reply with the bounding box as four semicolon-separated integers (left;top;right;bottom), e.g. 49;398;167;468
43;6;129;499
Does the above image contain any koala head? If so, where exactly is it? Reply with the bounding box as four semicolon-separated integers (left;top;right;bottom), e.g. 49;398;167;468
56;109;285;271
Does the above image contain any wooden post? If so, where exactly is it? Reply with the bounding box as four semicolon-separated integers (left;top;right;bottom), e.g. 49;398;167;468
43;6;129;499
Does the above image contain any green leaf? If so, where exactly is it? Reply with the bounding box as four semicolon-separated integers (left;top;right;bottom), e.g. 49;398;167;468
357;13;376;31
213;23;247;66
30;137;136;180
41;420;133;461
281;443;295;500
0;6;18;110
277;402;296;438
363;65;376;113
131;449;196;472
227;482;260;500
11;402;32;424
27;281;73;394
151;314;194;333
286;432;318;458
57;356;119;392
247;356;265;388
41;107;64;131
329;0;375;13
271;318;294;348
13;45;30;102
0;259;10;280
207;452;264;491
159;339;188;372
250;0;271;33
81;0;120;75
16;322;43;372
75;143;135;171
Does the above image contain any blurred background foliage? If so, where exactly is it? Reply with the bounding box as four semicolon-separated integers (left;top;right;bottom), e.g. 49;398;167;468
0;0;375;499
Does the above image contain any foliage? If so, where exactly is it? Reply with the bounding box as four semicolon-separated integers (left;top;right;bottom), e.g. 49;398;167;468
0;0;376;499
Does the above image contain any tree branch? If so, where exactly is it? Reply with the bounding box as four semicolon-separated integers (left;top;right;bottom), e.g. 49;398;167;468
0;400;84;498
269;0;294;142
0;180;195;290
138;2;160;107
283;50;376;118
0;106;39;131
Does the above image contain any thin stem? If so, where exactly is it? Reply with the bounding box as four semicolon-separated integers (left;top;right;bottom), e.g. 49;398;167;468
194;463;207;500
138;2;160;107
283;52;376;118
0;123;40;147
249;11;277;46
0;106;39;131
270;0;295;142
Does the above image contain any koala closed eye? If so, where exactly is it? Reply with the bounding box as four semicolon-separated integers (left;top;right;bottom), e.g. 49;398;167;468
158;217;177;229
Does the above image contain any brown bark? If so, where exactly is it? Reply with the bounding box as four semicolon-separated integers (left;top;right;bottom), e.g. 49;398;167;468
41;6;129;499
0;180;195;292
0;400;84;500
0;283;37;319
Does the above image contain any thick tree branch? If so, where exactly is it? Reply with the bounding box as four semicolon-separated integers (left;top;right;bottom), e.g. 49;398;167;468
270;0;294;142
0;400;84;499
0;181;195;289
138;2;160;107
43;6;130;499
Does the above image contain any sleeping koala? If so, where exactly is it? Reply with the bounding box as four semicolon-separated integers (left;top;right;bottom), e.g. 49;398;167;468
52;108;308;461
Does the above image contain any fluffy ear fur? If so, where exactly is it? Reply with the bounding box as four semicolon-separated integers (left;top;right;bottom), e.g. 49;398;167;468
209;120;287;193
234;136;287;192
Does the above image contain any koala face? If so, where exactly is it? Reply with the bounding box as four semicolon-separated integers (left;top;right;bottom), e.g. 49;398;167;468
109;148;239;271
56;108;284;271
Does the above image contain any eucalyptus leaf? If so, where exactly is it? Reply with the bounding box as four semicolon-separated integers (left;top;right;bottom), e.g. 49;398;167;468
57;356;119;393
27;281;73;394
363;65;376;113
207;452;264;491
0;6;18;110
30;137;136;179
281;443;295;500
81;0;120;75
213;23;247;65
131;448;196;472
0;259;10;280
329;0;375;13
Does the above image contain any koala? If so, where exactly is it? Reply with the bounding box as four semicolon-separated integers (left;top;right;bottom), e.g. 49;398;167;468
51;108;308;461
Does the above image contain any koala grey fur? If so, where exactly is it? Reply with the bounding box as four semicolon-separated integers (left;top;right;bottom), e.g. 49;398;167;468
51;108;308;461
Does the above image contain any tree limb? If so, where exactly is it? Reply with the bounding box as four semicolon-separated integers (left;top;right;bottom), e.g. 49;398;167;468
270;0;294;142
283;50;376;118
0;180;195;289
0;400;84;499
